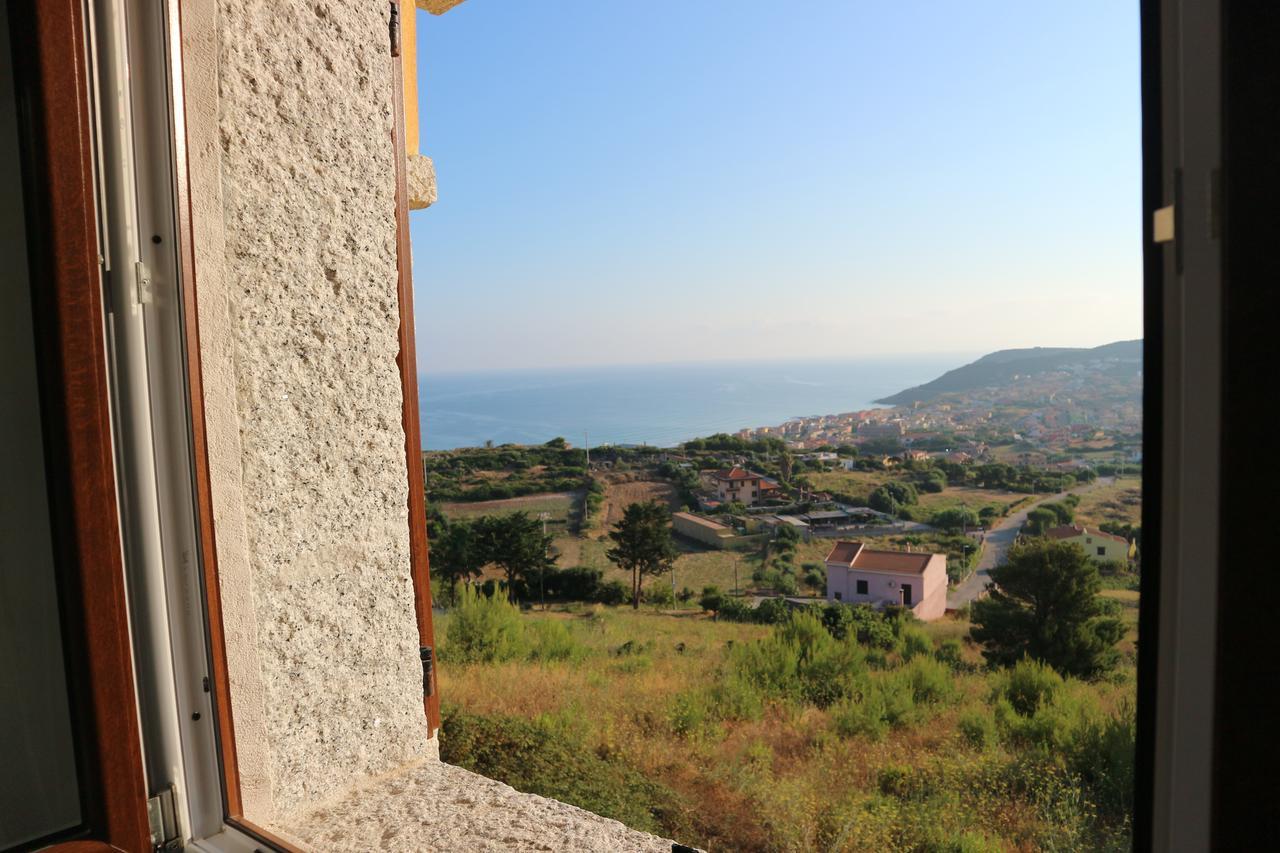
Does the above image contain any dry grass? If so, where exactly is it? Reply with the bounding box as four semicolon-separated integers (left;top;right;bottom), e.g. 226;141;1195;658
437;607;1136;852
917;486;1028;515
1073;475;1143;527
437;491;579;522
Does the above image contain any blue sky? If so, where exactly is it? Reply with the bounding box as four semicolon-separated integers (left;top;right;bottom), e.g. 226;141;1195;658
410;1;1141;374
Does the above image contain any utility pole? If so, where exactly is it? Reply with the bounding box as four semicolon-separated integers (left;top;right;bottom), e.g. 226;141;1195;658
539;511;550;611
733;553;739;597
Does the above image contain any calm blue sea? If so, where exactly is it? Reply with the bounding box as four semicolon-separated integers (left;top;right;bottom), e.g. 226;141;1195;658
417;355;974;450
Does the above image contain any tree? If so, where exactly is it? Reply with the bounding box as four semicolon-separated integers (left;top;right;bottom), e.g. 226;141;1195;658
430;517;488;597
869;481;919;517
930;506;979;534
1024;507;1058;535
606;500;679;609
699;585;725;614
970;539;1126;678
476;512;556;602
779;449;794;484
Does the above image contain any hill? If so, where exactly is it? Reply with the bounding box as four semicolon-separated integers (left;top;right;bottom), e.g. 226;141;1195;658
875;340;1142;405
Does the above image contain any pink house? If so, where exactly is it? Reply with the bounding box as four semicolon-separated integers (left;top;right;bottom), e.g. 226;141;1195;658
824;541;948;621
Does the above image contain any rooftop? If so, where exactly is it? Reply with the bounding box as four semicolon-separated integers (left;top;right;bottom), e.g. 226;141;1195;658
823;541;937;575
1045;524;1129;544
672;511;730;532
712;467;761;481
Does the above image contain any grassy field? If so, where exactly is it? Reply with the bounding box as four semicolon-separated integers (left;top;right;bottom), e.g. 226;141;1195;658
436;604;1137;851
805;470;1035;520
1072;476;1142;528
806;469;887;499
916;487;1031;516
437;492;579;522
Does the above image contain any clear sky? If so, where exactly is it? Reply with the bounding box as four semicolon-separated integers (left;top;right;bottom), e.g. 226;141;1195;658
410;1;1141;374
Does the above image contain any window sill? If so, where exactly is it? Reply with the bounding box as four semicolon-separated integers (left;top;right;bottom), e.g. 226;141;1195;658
271;758;676;852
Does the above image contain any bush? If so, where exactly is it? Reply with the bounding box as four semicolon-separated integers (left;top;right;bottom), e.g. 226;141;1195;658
935;638;965;670
958;709;997;749
753;597;790;625
899;625;934;660
699;585;725;613
443;584;527;664
994;659;1065;716
594;579;629;606
440;708;682;833
717;597;754;622
542;566;603;601
832;672;921;740
644;581;675;609
832;681;890;741
898;656;956;705
527;619;580;662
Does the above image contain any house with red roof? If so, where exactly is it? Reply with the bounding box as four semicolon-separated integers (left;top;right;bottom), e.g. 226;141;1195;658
710;467;768;505
1045;524;1135;562
824;541;948;621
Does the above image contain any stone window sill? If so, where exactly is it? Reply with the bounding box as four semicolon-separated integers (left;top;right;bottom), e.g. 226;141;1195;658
271;757;675;852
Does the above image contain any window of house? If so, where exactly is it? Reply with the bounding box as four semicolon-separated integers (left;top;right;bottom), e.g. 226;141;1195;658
856;579;869;595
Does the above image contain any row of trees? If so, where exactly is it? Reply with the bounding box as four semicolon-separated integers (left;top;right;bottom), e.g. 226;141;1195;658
431;500;685;610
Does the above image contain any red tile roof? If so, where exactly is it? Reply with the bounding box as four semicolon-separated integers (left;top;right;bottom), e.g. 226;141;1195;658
823;541;936;575
1045;524;1129;544
712;467;760;481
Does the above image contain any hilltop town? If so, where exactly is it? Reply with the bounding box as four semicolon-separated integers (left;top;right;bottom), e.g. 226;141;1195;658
731;340;1142;466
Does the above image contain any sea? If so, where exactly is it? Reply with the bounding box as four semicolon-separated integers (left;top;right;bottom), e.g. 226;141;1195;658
417;354;975;451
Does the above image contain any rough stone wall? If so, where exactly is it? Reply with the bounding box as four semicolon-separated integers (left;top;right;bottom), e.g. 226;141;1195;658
209;0;428;816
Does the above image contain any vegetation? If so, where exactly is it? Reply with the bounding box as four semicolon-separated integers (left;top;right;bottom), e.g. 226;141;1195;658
437;602;1136;850
606;501;680;609
423;442;590;502
971;539;1126;678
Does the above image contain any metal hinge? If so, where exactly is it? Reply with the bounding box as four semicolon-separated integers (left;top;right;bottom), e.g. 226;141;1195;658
147;785;182;852
421;645;434;697
135;260;154;305
389;2;401;57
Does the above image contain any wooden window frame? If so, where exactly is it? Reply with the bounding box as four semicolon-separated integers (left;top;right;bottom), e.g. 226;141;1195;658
6;0;150;849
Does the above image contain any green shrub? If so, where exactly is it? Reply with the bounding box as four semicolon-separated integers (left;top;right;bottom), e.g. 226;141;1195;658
527;619;580;662
935;638;965;670
832;675;918;740
643;581;675;609
832;686;889;741
958;709;997;749
668;690;715;737
899;625;934;660
708;672;765;722
439;708;683;834
595;579;629;606
994;659;1065;716
899;656;956;705
877;763;934;801
717;596;754;622
444;584;527;664
699;585;724;612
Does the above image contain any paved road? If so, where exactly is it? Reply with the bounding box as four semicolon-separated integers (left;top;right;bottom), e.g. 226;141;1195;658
946;478;1112;609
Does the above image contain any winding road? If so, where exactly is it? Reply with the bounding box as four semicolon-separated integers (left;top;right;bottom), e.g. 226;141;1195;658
946;478;1111;609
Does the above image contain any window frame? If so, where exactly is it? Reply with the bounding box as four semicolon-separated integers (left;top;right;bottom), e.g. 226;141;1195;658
4;0;150;849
